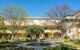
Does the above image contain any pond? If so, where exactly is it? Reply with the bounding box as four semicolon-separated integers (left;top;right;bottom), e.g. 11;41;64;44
0;42;75;50
17;42;60;50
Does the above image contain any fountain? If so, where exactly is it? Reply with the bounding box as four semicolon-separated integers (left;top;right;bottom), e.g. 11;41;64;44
17;42;60;50
17;35;60;50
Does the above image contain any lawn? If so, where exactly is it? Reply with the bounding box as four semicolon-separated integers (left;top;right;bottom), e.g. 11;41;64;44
44;39;80;49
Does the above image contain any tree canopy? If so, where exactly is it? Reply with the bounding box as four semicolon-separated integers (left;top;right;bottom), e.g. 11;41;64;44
47;4;73;19
2;6;28;19
27;25;44;34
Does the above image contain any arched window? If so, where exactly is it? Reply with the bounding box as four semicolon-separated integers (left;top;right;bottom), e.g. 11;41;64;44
27;34;30;37
45;27;47;30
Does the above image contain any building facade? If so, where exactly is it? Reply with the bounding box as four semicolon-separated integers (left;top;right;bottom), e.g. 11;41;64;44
64;12;80;39
1;12;80;40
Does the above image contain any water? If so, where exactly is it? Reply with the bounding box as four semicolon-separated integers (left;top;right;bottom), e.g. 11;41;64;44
17;42;60;50
35;46;46;50
35;47;41;50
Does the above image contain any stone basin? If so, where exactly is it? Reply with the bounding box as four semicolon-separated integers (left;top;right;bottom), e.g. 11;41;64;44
17;42;60;50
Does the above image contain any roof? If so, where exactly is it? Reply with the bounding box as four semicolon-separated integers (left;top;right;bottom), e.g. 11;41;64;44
29;18;53;20
64;11;80;19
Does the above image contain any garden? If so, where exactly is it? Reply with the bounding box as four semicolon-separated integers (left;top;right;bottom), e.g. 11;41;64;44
0;41;76;50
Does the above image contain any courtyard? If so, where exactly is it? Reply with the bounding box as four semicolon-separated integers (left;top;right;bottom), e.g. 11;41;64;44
0;0;80;50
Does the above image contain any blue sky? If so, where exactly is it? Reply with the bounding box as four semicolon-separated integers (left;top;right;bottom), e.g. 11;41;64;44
0;0;80;17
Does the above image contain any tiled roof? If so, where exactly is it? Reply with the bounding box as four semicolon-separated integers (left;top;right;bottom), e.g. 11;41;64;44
29;18;53;20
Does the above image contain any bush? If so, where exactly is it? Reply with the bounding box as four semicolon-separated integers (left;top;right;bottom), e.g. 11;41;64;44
74;39;80;44
0;41;9;44
69;39;74;42
8;40;26;44
0;47;34;50
64;35;70;39
43;45;74;50
26;39;37;42
43;46;61;50
61;45;71;50
0;44;17;49
14;47;34;50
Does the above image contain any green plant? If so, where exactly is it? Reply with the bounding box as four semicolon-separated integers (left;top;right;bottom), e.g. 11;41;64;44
69;39;74;42
26;25;44;40
43;46;61;50
61;45;72;50
74;39;80;44
64;35;70;39
26;39;37;42
43;45;74;50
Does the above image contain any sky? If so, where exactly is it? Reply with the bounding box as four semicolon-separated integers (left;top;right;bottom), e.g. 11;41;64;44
0;0;80;17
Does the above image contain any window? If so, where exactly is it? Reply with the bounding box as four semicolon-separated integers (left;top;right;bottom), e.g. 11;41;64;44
40;20;41;22
45;27;47;30
32;20;33;22
36;34;39;38
78;19;80;22
45;34;48;38
27;34;30;37
65;19;69;23
69;30;71;33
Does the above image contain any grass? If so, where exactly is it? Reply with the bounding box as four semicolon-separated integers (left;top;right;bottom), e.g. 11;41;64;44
0;38;79;50
43;45;74;50
26;39;37;42
0;47;34;50
0;39;37;48
0;39;36;50
43;46;61;50
44;39;80;49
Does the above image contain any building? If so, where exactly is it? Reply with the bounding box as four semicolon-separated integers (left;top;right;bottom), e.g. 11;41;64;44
4;17;60;26
1;12;80;40
3;17;61;39
64;12;80;39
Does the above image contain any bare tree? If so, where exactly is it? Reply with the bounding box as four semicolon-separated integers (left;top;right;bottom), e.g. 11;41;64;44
47;4;73;19
2;6;28;40
47;4;74;38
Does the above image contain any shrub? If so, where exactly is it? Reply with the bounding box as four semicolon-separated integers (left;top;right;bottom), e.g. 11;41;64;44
61;45;71;50
0;47;34;50
43;45;73;50
74;39;80;44
15;47;34;50
64;35;70;39
0;44;17;49
69;39;74;42
26;39;37;42
43;46;61;50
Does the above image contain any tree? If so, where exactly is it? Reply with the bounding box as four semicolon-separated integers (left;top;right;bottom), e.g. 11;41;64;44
64;35;69;39
2;6;28;40
0;16;6;39
47;4;74;37
27;25;44;40
0;16;4;26
47;4;73;19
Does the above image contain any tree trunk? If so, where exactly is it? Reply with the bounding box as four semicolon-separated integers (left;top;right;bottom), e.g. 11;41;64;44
36;34;40;42
11;31;16;40
30;35;32;40
11;34;14;40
